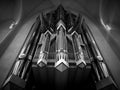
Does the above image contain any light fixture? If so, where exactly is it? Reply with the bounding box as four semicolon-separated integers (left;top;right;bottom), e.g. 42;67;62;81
100;18;111;31
9;21;18;29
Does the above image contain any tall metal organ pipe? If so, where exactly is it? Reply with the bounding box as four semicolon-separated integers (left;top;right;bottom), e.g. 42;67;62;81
55;26;69;72
12;17;40;77
56;27;67;53
20;24;41;80
37;32;51;67
82;21;109;80
72;32;86;68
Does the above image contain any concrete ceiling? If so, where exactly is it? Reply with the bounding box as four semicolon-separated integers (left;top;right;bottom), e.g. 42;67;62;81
0;0;119;26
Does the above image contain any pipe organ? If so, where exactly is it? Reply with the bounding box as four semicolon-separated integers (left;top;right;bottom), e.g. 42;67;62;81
1;5;118;90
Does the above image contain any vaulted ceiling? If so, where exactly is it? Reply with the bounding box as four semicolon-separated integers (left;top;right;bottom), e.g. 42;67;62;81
0;0;120;28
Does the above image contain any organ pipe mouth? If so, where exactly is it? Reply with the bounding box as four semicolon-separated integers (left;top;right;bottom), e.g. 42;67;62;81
57;20;66;30
37;58;47;67
76;52;86;68
55;55;69;72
